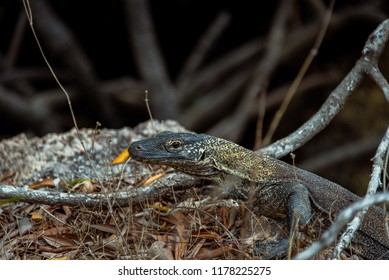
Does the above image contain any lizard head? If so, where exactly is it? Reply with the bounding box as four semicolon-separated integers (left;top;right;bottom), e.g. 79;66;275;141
113;130;285;185
125;131;223;179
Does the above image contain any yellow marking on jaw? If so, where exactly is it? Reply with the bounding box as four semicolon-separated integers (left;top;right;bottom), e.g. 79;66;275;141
112;148;130;165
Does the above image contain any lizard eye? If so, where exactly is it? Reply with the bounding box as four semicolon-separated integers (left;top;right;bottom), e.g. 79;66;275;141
134;145;142;151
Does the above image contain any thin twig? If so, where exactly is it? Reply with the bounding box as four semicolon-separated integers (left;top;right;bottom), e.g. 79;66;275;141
298;135;382;172
179;38;264;101
367;66;389;102
180;4;384;107
294;192;389;259
253;91;267;150
27;0;118;125
22;0;124;242
124;0;179;119
144;90;154;126
293;94;389;259
384;145;389;238
262;0;335;146
183;70;250;131
22;0;97;180
208;0;294;141
177;11;231;90
3;10;27;70
258;19;389;158
144;89;157;133
330;124;389;259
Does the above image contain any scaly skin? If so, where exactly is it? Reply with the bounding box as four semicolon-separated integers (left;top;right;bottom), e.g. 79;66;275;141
125;131;389;259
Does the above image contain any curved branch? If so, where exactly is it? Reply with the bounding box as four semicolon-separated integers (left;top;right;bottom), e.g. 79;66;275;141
260;19;389;259
367;66;389;102
208;0;294;141
177;11;231;88
295;123;389;259
123;0;179;118
294;192;389;260
259;19;389;158
292;78;389;259
0;174;200;208
257;65;364;158
331;124;389;259
28;0;118;125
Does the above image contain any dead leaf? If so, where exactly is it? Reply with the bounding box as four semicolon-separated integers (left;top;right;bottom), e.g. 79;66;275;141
144;173;166;186
195;246;234;259
70;179;97;193
18;217;33;235
176;222;185;241
90;224;119;234
185;239;205;259
29;178;56;189
149;241;174;260
191;231;221;240
42;235;74;248
0;169;18;183
43;226;70;236
62;206;72;218
174;235;188;260
53;211;70;226
51;256;70;260
31;213;43;221
137;217;162;229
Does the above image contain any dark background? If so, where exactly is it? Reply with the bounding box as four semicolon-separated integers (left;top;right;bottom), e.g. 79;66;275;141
1;0;389;194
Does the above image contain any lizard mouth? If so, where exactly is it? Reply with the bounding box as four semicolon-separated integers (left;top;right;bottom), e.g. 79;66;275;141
112;145;191;165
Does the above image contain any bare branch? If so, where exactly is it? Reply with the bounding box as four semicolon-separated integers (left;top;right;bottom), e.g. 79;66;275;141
186;69;341;132
367;66;389;102
27;0;118;125
294;192;389;259
257;19;389;259
0;174;200;208
0;67;70;83
331;124;389;259
305;0;326;15
179;38;264;100
182;70;250;131
3;10;27;70
123;0;179;118
0;85;60;134
208;0;294;141
258;19;389;158
294;124;389;259
177;11;231;88
180;3;384;108
298;135;381;172
265;70;342;110
257;64;362;158
262;0;335;146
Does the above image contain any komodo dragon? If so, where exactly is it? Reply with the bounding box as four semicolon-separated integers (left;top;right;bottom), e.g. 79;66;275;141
114;131;389;259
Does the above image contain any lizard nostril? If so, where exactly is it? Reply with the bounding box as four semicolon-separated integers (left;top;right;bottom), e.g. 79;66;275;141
134;145;143;151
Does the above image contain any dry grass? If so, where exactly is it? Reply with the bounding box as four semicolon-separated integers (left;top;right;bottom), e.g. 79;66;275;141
0;120;363;260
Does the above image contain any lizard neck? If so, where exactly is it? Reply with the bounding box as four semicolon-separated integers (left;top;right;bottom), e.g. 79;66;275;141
207;138;288;184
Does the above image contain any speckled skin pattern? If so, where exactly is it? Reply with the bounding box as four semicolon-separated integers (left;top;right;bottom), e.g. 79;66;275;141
129;131;389;259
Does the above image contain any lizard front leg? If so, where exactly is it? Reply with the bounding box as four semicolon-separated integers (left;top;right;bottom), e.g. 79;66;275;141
251;182;311;259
